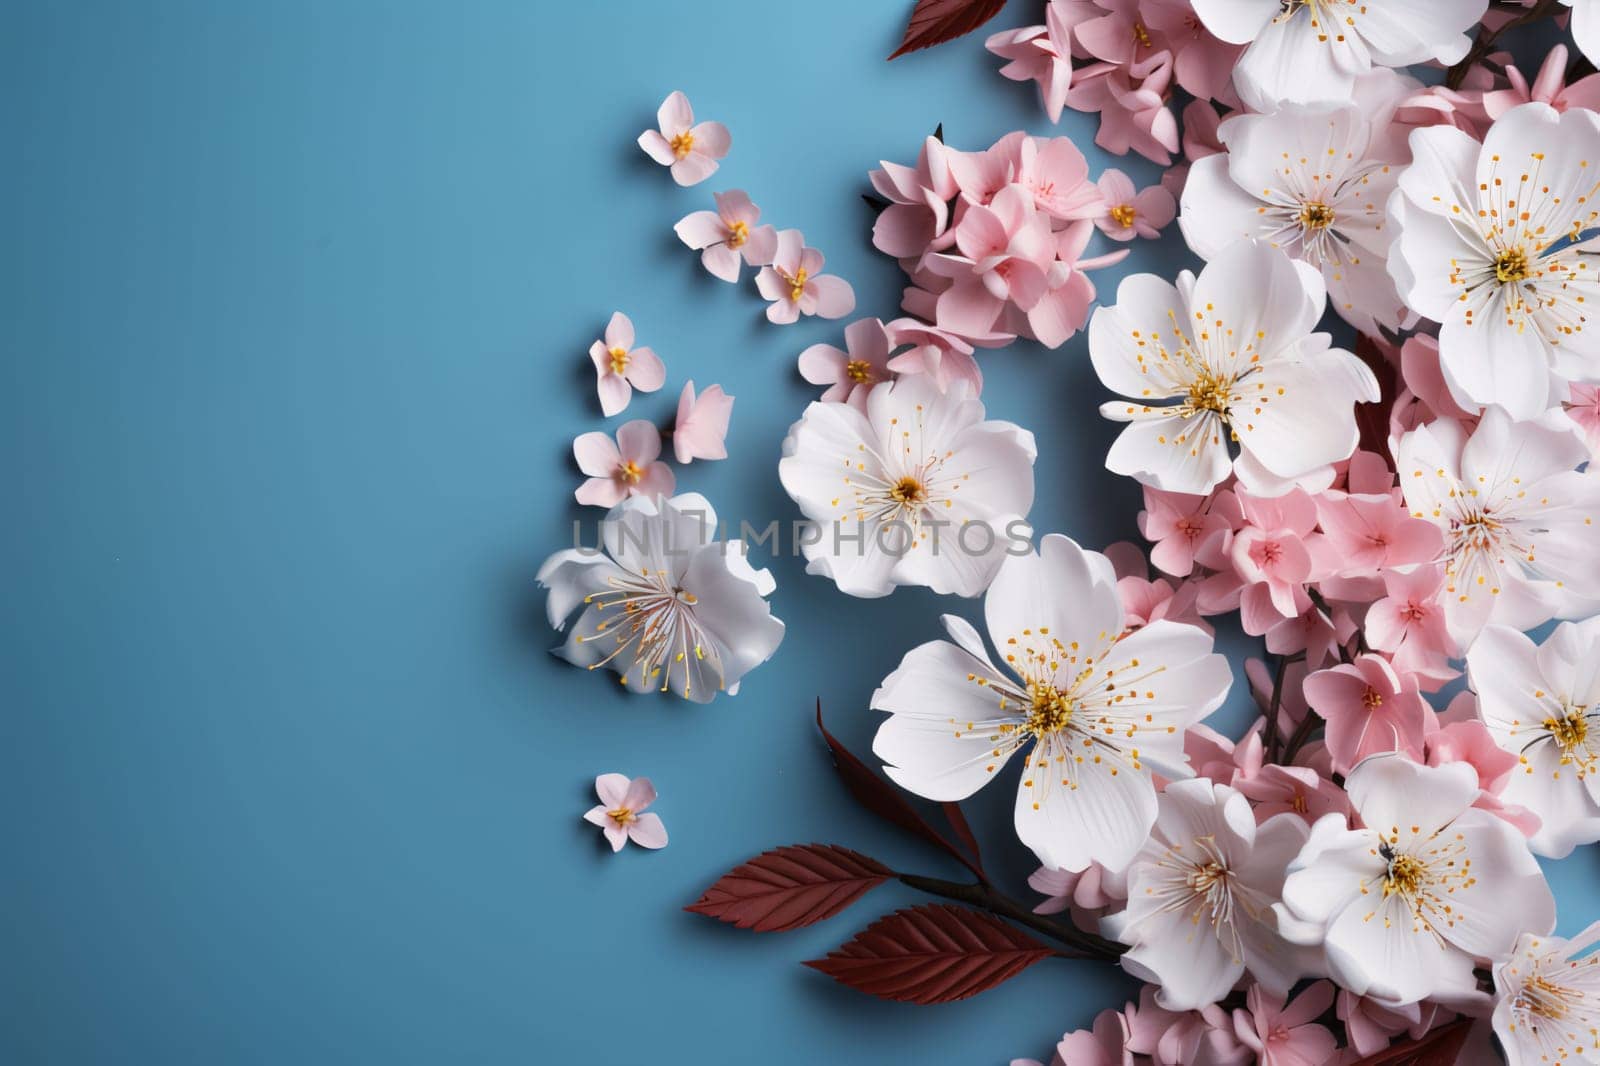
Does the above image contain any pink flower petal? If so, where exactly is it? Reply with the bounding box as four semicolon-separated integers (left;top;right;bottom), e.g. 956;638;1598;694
575;477;626;508
594;773;630;809
614;419;662;464
624;346;665;392
597;373;631;418
674;209;726;250
637;130;676;166
670;153;718;187
627;812;668;849
604;312;634;351
621;776;657;811
656;90;693;135
689;121;730;158
572;430;621;477
809;275;856;320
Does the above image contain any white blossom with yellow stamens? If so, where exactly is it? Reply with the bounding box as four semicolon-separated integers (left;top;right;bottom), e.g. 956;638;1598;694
1390;103;1600;420
1278;755;1556;1008
869;535;1231;873
1395;408;1600;648
1492;920;1600;1066
536;493;784;703
778;374;1036;598
1101;778;1322;1011
1179;100;1413;337
1089;240;1378;497
1468;619;1600;859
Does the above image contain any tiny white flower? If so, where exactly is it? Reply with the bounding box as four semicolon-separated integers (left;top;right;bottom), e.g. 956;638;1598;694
1089;240;1378;497
1390;103;1600;420
1468;619;1600;859
778;375;1036;599
537;493;784;702
1180;102;1411;336
870;534;1232;873
1492;921;1600;1066
1279;754;1556;1008
1191;0;1485;111
1101;778;1321;1010
1396;408;1600;647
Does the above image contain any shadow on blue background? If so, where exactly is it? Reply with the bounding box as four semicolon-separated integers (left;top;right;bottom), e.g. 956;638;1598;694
4;1;1595;1062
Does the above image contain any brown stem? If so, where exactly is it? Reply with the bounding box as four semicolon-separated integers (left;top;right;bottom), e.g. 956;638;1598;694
1445;0;1563;90
898;873;1123;961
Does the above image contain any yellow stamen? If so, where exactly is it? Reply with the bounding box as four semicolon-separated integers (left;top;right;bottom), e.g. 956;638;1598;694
845;359;874;384
619;461;643;485
1298;201;1335;230
788;268;808;302
669;131;694;159
609;345;630;374
1025;682;1074;737
1495;247;1530;284
727;219;749;249
607;806;635;825
1110;203;1138;229
888;476;926;506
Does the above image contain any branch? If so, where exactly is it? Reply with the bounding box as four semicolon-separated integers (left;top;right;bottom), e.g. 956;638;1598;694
1445;0;1563;89
898;873;1123;961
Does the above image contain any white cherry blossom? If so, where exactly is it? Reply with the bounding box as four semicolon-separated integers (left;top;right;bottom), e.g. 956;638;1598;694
1190;0;1484;111
1468;619;1600;859
1090;240;1378;497
1278;755;1556;1007
1180;102;1410;336
778;375;1036;598
537;493;784;702
1492;921;1600;1066
1390;103;1600;419
870;535;1232;873
1396;408;1600;647
1102;778;1321;1010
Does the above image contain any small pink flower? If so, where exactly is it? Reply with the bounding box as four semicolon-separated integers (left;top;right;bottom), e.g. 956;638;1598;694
573;420;674;508
672;380;732;464
1094;168;1176;240
1304;655;1432;775
637;91;729;186
754;230;855;324
985;1;1075;122
883;317;983;396
1364;565;1457;684
589;312;665;417
1312;492;1443;575
1140;486;1238;578
1484;44;1600;119
868;135;959;259
1235;981;1338;1066
1229;490;1320;628
798;318;894;411
1067;60;1181;165
1565;382;1600;454
583;774;667;852
1055;1008;1133;1066
673;189;778;283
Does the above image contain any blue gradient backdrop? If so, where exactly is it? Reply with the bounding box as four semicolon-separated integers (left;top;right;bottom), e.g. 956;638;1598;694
4;2;1595;1062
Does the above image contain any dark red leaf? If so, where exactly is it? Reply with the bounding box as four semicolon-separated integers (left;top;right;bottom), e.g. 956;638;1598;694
888;0;1008;59
805;904;1053;1004
1347;1019;1474;1066
815;702;983;880
1353;333;1399;465
685;845;894;932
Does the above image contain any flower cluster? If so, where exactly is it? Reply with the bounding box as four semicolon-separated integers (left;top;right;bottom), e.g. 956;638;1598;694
549;9;1600;1063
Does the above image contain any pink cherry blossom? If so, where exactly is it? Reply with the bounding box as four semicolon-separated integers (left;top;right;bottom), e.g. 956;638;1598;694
1054;1007;1132;1066
1335;991;1445;1059
1013;136;1105;222
583;774;667;852
1565;382;1600;454
1424;712;1543;839
1139;486;1239;578
1303;655;1432;775
1312;492;1443;576
637;91;730;187
673;190;778;283
1229;490;1320;630
1234;981;1338;1066
985;1;1075;122
1094;168;1176;240
1364;565;1457;686
925;184;1057;339
753;229;855;324
882;317;983;396
588;312;666;417
672;380;732;464
1126;986;1252;1065
573;420;674;508
1484;44;1600;119
869;135;959;260
798;318;893;411
1066;60;1180;165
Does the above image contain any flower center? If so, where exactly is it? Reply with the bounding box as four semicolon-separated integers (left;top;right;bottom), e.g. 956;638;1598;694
1025;681;1074;736
1382;853;1427;899
1110;203;1138;228
788;268;809;301
669;131;695;159
1519;974;1578;1020
609;345;630;374
1495;247;1530;284
845;359;874;384
1184;371;1232;416
607;806;635;824
1546;712;1590;755
1132;21;1152;47
618;460;643;485
1362;686;1384;710
1298;201;1335;231
1188;860;1227;895
888;476;926;506
727;219;749;248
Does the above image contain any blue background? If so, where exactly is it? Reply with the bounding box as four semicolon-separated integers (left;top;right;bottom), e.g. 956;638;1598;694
4;1;1595;1062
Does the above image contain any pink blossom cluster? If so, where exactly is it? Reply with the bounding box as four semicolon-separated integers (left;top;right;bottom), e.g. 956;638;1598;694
986;0;1243;166
866;130;1173;349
